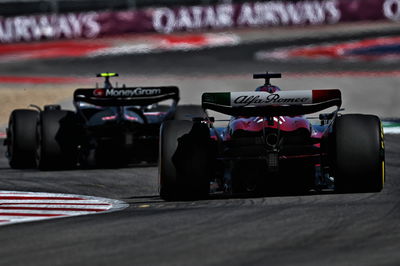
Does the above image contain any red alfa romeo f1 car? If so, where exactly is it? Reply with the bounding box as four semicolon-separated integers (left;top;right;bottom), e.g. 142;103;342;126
5;73;203;170
159;72;385;200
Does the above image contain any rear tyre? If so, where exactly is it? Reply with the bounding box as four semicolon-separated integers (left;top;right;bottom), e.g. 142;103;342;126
174;105;206;120
37;110;79;170
7;109;38;169
159;120;213;200
331;114;384;193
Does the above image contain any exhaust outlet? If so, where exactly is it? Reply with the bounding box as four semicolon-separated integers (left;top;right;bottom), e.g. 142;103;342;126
266;133;279;147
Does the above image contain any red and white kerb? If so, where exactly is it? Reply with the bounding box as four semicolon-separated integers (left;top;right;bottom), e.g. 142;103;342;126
0;191;128;226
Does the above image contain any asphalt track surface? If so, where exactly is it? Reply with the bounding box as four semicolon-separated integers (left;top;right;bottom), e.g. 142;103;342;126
1;27;400;266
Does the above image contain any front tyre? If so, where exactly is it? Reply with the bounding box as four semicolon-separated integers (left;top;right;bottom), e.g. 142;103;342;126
331;114;384;193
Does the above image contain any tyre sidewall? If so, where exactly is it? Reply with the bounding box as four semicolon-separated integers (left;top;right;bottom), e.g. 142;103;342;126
331;114;384;193
159;120;194;200
8;109;38;168
37;110;78;170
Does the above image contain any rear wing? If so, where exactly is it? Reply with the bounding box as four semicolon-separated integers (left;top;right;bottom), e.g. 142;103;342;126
202;89;341;116
73;86;179;106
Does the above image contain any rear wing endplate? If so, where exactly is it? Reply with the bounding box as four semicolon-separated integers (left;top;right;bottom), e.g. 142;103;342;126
202;89;341;116
74;86;179;106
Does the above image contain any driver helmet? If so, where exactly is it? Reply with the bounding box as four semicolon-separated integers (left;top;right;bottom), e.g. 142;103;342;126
255;85;281;93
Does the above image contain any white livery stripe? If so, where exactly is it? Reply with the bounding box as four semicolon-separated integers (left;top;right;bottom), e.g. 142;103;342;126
383;127;400;134
230;91;313;107
0;191;128;226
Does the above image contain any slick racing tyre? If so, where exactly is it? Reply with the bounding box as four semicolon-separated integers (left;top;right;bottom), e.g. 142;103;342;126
331;114;385;193
7;109;38;169
159;120;193;200
159;120;213;200
37;110;79;170
174;105;206;120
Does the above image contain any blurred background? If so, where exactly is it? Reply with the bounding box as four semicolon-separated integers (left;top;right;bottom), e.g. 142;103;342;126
0;0;399;132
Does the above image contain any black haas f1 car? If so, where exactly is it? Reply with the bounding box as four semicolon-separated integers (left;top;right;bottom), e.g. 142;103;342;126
159;72;385;200
5;73;203;170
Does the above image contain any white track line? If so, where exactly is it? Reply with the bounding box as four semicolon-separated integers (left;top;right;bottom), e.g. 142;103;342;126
0;191;128;226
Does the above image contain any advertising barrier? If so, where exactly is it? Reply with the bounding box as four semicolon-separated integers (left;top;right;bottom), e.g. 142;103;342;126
0;0;398;43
